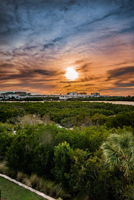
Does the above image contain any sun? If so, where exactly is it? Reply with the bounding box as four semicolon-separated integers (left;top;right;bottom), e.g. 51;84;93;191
65;67;79;81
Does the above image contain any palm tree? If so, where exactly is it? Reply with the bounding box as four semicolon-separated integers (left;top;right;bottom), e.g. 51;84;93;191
101;132;134;180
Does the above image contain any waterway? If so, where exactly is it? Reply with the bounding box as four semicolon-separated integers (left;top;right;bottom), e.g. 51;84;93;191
0;101;134;106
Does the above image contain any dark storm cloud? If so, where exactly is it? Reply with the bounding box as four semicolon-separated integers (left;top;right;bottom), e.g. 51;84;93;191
107;66;134;91
107;66;134;80
100;87;133;91
0;82;56;90
33;69;58;76
0;67;59;81
116;81;134;87
0;63;14;68
78;63;92;73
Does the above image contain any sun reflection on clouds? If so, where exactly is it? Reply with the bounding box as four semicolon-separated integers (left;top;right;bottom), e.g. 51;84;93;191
65;67;79;81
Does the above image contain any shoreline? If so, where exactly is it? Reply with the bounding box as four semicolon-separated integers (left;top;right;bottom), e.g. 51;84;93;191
0;100;134;106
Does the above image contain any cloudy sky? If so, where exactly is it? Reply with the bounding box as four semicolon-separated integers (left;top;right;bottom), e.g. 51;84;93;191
0;0;134;95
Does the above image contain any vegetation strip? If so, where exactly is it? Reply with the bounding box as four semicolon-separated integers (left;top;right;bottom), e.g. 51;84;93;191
0;102;133;199
0;173;56;200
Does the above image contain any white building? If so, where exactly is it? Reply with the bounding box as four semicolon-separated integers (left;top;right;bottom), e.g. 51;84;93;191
67;92;78;96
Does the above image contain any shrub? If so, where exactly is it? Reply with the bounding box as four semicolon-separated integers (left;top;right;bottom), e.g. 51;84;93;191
0;161;9;174
30;174;41;189
22;177;32;187
16;171;27;182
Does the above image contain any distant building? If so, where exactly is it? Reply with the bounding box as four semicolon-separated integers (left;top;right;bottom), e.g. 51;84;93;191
91;92;100;97
67;92;78;96
0;91;31;100
59;96;70;100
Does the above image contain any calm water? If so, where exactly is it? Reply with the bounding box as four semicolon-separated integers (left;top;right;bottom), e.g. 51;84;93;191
0;101;134;106
87;101;134;106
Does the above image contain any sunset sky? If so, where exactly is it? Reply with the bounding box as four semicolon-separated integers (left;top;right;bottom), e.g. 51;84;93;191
0;0;134;95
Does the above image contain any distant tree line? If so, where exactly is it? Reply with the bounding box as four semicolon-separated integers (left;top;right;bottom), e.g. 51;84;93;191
69;96;134;101
1;95;134;102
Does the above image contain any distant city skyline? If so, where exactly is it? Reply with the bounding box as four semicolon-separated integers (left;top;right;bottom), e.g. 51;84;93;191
0;0;134;95
0;90;133;97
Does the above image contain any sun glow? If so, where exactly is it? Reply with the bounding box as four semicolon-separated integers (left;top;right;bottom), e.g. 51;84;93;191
65;67;79;81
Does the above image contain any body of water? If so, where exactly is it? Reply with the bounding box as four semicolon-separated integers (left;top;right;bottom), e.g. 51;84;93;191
0;101;134;106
